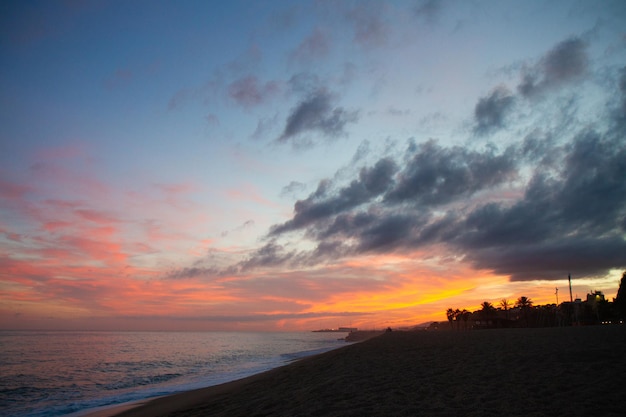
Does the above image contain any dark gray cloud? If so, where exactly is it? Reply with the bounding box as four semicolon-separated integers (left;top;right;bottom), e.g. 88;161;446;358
270;158;398;235
434;131;626;280
518;37;588;97
467;237;626;281
277;89;358;145
261;123;626;280
384;140;518;206
542;38;588;83
172;35;624;285
354;212;426;253
474;86;515;134
165;266;221;280
238;241;297;271
619;66;626;119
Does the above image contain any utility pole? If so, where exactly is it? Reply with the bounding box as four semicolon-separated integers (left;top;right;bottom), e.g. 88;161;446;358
555;287;559;305
568;273;573;303
568;273;579;326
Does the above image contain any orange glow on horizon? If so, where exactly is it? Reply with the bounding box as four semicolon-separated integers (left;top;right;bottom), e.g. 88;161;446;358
2;233;621;331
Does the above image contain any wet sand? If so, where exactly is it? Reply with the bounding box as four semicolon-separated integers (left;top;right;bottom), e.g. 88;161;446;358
112;326;626;417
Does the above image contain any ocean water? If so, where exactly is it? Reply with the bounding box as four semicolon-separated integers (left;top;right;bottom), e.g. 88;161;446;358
0;331;348;417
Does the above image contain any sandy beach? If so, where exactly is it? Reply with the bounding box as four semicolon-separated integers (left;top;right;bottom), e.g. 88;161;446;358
109;326;626;417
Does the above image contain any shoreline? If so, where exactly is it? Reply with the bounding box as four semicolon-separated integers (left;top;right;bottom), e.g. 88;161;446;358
73;399;157;417
79;336;357;417
103;325;625;417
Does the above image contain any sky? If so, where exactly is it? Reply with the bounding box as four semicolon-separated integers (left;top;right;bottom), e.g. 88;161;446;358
1;0;625;331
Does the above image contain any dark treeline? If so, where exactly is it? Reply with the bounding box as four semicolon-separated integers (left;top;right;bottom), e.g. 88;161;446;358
433;272;626;330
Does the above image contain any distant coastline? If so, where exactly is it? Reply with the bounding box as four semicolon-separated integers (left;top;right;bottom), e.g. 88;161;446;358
311;327;358;333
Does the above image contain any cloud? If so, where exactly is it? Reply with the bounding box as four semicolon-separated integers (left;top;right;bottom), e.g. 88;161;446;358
168;77;222;111
0;178;32;200
228;75;280;107
280;181;307;198
414;0;445;24
163;33;622;302
258;122;626;281
270;158;398;236
164;266;221;280
473;86;515;134
618;66;626;119
423;131;626;280
384;140;518;206
166;310;368;323
220;219;255;238
289;28;330;64
277;89;358;145
323;210;428;254
238;241;298;271
227;44;263;74
387;106;411;117
518;37;589;97
288;72;321;94
345;1;390;48
251;114;279;139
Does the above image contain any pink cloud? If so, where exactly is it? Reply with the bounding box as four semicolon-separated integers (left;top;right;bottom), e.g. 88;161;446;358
0;178;32;200
75;208;120;224
30;160;111;201
154;182;195;195
3;143;579;332
225;183;281;209
228;75;281;107
289;28;330;64
0;224;24;242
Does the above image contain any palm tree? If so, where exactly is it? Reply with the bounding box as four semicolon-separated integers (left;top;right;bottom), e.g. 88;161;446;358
460;309;471;330
446;308;455;328
500;299;511;320
480;301;495;310
479;301;496;318
515;296;533;327
515;296;533;309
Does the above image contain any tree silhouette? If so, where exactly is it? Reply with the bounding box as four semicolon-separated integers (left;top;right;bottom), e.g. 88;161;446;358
460;309;471;330
446;308;455;328
515;296;533;309
454;309;461;330
500;299;511;320
516;296;533;327
443;283;624;329
479;301;496;319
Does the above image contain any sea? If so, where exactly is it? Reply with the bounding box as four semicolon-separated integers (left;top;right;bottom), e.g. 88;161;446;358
0;331;348;417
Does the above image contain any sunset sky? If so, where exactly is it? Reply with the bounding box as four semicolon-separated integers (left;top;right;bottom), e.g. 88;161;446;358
1;0;625;331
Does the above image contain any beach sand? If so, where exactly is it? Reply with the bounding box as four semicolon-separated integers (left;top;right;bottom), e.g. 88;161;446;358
111;326;626;417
